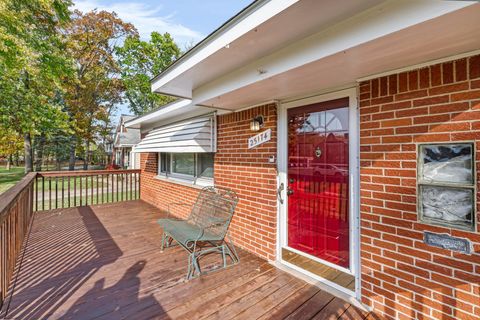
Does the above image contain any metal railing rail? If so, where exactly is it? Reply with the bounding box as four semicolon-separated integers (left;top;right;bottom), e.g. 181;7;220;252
34;169;141;211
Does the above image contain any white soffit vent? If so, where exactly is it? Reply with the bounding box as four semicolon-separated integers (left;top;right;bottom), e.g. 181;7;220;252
133;115;216;153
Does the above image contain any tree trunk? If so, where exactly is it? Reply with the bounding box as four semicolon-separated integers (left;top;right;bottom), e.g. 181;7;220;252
69;136;76;171
6;155;11;170
15;151;19;166
55;140;61;171
35;134;46;172
83;140;89;170
24;133;33;173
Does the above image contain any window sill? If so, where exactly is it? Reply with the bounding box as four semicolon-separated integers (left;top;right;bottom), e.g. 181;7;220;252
153;175;214;190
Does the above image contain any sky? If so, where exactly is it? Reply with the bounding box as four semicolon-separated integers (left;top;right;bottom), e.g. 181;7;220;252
73;0;253;124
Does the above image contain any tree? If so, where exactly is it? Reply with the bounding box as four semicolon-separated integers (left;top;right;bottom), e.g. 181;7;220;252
116;32;181;115
64;10;137;170
0;0;74;173
0;127;23;170
44;134;71;170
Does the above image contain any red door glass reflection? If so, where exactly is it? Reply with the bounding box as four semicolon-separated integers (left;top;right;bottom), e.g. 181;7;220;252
287;98;350;268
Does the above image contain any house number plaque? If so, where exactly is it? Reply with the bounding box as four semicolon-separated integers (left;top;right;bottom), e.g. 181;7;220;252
248;129;271;149
424;232;472;254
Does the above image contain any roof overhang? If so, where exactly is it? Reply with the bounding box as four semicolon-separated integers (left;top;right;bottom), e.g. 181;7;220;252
152;0;480;110
124;99;221;133
151;0;299;98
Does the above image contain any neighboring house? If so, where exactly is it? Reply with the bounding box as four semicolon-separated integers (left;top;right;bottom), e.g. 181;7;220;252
113;115;141;169
126;1;480;319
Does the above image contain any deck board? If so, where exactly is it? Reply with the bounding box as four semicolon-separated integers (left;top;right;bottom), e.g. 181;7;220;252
0;200;370;320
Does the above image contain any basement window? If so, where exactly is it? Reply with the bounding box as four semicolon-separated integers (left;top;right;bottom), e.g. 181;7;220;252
418;143;475;231
158;152;214;186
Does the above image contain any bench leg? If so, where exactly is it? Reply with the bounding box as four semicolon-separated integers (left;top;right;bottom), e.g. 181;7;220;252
186;252;202;280
186;254;193;280
222;246;227;268
161;232;165;251
161;232;175;252
161;232;168;252
225;233;240;264
193;253;201;276
184;235;239;280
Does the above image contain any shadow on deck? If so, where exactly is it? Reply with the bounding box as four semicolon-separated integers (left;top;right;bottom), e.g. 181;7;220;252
0;200;372;320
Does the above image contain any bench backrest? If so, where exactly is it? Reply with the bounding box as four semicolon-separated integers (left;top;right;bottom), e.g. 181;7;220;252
187;186;239;239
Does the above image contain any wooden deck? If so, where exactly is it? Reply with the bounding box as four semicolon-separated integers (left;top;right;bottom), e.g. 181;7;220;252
0;200;372;320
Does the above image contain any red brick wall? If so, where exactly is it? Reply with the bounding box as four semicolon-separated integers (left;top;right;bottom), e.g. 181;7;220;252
139;103;278;260
140;152;200;219
215;104;277;260
359;55;480;320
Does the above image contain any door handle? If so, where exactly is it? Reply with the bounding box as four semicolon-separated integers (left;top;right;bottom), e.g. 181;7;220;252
277;182;284;204
287;188;294;196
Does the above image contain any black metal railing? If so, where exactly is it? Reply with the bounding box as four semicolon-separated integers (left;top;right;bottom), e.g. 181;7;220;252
34;169;141;211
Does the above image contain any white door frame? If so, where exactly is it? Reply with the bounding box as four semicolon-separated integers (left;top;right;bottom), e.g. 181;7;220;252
276;87;361;300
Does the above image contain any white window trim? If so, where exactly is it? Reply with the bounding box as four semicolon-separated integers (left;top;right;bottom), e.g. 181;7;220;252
157;152;214;187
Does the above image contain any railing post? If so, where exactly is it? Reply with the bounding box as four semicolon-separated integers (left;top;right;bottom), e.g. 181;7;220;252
96;175;99;205
79;176;82;207
42;176;45;211
34;175;38;212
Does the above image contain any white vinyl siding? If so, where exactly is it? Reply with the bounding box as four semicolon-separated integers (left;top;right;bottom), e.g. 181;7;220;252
133;115;216;153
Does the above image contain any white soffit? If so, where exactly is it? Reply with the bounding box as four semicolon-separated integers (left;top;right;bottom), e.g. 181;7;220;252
151;0;301;97
125;99;191;128
133;115;216;153
193;0;479;110
151;0;384;98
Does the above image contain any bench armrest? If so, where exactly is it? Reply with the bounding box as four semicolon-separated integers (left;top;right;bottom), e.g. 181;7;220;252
188;219;229;246
166;202;191;219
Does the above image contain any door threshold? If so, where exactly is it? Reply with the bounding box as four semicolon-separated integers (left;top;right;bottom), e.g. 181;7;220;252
271;260;371;313
283;246;352;275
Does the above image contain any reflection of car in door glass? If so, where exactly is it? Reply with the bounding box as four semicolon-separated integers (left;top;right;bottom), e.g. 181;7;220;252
313;164;348;180
288;159;347;182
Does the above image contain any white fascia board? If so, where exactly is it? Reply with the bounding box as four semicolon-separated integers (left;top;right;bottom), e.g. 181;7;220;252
124;99;192;128
151;0;299;95
192;0;477;105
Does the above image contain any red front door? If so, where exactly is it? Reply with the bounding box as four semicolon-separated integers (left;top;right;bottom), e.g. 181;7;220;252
287;97;350;269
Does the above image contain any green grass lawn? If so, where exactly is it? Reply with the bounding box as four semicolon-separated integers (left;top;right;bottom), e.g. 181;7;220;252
35;175;106;192
0;166;25;194
35;191;139;211
35;173;137;192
